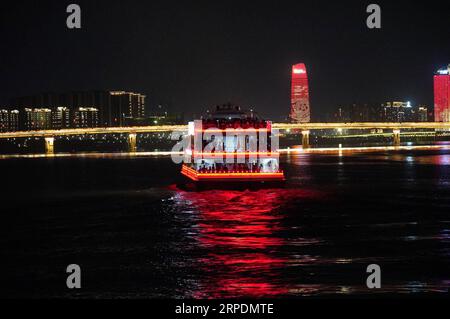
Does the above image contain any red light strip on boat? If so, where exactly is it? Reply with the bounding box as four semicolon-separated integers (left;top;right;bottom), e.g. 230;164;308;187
181;165;285;181
191;152;279;157
198;172;284;177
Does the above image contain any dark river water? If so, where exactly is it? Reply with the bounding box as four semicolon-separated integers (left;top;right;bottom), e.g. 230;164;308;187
1;149;449;298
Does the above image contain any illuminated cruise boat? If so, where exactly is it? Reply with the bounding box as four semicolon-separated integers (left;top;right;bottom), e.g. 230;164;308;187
181;104;285;185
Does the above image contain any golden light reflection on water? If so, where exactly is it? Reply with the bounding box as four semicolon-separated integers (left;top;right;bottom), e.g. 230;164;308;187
280;144;450;154
0;151;184;160
2;144;450;160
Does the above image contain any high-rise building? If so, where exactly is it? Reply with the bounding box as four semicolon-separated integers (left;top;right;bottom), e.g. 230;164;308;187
52;107;71;129
110;91;146;126
290;63;311;123
24;108;52;130
417;106;428;122
382;101;414;122
12;90;147;128
1;109;19;132
434;65;450;122
0;109;9;132
74;107;99;128
9;110;19;131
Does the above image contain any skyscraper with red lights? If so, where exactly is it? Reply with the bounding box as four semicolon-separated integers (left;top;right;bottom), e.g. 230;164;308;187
434;65;450;122
290;63;311;123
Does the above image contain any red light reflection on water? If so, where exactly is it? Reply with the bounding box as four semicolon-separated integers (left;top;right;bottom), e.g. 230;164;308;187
174;187;320;298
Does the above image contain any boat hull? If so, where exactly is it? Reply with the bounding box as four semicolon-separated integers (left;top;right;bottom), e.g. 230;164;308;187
178;179;286;191
179;165;285;190
181;165;285;181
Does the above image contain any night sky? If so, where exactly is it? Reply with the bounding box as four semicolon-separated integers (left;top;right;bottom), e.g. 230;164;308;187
1;0;449;120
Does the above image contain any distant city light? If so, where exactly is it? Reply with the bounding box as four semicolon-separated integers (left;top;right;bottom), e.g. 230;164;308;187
188;122;195;136
293;68;306;74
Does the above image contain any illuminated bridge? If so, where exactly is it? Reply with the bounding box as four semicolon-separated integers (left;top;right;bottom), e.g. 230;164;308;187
0;122;450;154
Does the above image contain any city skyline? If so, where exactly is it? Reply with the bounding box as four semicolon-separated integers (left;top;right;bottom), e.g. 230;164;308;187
434;65;450;122
0;61;446;133
1;62;447;124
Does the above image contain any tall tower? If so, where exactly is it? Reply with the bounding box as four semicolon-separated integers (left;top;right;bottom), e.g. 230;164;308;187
290;63;311;123
434;65;450;122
